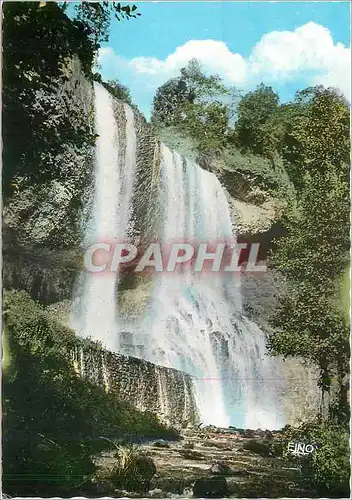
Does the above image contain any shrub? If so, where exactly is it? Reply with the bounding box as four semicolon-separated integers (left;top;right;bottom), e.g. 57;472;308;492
98;444;156;493
278;422;350;498
2;290;177;497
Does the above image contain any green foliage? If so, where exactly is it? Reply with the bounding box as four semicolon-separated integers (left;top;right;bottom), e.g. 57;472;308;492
2;2;96;200
221;148;294;200
279;422;350;497
98;444;156;493
2;2;141;200
231;84;280;158
268;89;350;405
2;290;177;497
151;59;236;154
269;168;350;392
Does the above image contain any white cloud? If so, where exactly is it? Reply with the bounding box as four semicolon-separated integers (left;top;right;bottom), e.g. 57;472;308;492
130;40;248;85
98;21;350;114
248;22;350;97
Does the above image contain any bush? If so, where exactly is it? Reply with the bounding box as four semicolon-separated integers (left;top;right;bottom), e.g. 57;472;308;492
221;148;294;200
98;444;156;493
279;422;350;498
2;290;177;497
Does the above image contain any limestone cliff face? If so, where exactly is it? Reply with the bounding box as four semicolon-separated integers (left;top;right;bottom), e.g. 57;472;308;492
3;56;94;305
4;56;94;248
71;343;199;427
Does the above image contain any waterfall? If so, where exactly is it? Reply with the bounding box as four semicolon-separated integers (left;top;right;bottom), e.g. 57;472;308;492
137;145;284;429
71;83;136;351
72;87;284;429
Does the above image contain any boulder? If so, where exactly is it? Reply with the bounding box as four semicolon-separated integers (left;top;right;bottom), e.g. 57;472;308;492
148;488;164;498
153;477;185;495
193;476;228;498
209;461;233;475
242;439;271;457
152;440;170;448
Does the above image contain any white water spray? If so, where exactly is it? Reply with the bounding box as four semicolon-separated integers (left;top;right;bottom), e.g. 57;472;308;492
71;83;136;351
138;145;284;429
72;89;284;429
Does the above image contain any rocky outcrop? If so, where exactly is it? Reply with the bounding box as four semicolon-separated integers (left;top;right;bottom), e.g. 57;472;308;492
71;343;199;427
3;56;94;304
242;264;322;424
3;56;94;249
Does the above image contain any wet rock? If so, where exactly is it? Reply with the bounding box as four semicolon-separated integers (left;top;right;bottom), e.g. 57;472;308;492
153;477;185;494
193;476;228;498
153;440;170;448
209;461;233;475
242;439;271;457
179;449;204;460
148;488;164;498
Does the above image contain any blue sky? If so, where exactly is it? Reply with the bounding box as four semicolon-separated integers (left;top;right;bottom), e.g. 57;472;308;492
95;1;351;118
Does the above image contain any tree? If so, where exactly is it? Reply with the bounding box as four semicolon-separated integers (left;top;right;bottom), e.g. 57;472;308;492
95;76;133;104
282;86;349;186
267;88;350;417
67;1;141;51
2;290;176;496
232;84;280;157
151;59;235;154
2;2;95;199
2;2;140;200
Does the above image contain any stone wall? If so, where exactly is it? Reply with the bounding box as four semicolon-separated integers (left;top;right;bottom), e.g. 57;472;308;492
71;343;199;428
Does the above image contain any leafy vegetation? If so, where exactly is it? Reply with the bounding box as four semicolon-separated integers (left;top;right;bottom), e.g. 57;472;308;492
267;88;350;413
151;60;295;200
96;443;157;493
152;64;349;419
151;62;350;496
275;422;350;498
2;1;140;200
151;59;238;154
2;290;176;497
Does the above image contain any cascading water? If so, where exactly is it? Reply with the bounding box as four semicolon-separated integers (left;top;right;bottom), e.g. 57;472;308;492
138;145;284;429
72;87;284;429
71;83;136;351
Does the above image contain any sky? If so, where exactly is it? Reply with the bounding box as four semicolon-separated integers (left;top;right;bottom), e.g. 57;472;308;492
95;1;351;118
